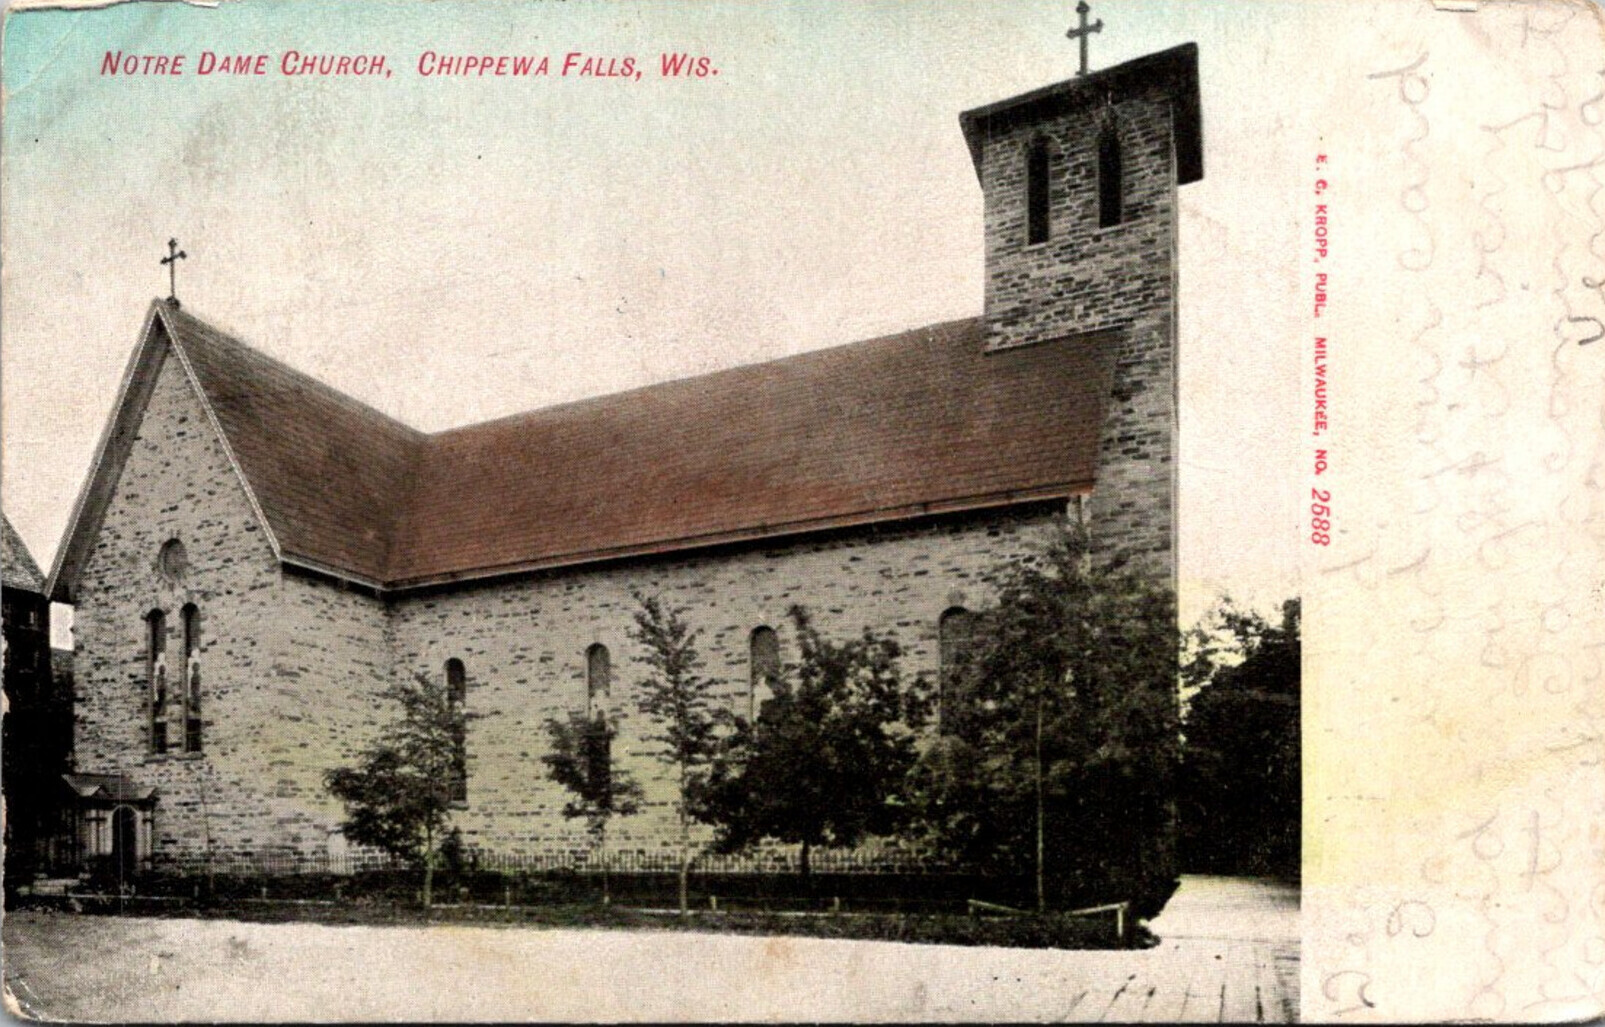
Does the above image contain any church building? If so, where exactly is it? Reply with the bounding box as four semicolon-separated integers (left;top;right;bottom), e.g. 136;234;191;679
46;42;1202;871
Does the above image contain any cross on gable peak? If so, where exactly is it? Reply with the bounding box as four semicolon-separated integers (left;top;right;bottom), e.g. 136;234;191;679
160;237;188;308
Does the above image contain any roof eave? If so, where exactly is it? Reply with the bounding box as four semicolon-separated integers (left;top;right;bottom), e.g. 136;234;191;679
159;305;286;564
380;483;1094;594
279;552;389;596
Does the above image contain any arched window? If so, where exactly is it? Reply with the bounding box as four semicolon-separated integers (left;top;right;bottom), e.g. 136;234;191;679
749;626;780;721
938;607;978;732
1026;137;1051;244
446;658;467;706
1098;118;1123;228
146;609;167;753
445;659;468;803
181;604;202;753
585;644;610;720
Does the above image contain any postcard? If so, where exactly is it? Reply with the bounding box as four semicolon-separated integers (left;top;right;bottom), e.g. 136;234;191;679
1;0;1601;1021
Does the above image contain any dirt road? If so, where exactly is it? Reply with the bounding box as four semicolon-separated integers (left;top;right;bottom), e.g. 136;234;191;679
4;876;1299;1022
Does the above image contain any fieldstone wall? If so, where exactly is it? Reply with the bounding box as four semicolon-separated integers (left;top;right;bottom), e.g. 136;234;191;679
387;506;1063;858
71;343;391;864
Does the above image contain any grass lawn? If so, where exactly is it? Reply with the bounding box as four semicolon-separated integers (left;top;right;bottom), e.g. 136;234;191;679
19;894;1131;949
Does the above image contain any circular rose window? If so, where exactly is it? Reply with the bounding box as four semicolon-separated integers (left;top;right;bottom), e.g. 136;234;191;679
156;538;189;585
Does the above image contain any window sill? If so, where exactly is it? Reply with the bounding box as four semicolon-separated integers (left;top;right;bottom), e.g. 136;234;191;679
143;751;207;763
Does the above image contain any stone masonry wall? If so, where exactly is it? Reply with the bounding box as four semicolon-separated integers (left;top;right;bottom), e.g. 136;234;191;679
980;83;1179;586
387;505;1064;859
72;340;391;864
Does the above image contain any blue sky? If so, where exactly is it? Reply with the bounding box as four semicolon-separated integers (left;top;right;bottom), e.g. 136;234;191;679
2;0;1317;621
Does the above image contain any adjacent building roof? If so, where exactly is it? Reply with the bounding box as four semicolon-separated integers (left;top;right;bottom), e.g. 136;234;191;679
2;513;46;595
51;301;1118;598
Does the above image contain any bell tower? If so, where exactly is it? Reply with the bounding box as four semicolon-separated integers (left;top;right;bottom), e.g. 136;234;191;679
959;39;1203;581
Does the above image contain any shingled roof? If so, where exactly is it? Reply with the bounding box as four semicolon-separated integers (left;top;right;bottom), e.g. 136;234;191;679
169;306;424;581
52;302;1118;597
2;513;45;594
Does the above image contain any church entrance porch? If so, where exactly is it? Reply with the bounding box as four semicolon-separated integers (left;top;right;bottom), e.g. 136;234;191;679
58;773;157;886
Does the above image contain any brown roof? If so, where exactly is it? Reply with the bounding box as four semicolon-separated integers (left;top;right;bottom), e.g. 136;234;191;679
388;320;1115;586
60;304;1116;595
165;306;424;581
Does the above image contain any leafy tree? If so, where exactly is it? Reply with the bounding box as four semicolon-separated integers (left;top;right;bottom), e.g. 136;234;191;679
1179;597;1301;877
542;710;644;903
629;593;728;914
699;606;932;880
908;521;1181;917
325;673;467;907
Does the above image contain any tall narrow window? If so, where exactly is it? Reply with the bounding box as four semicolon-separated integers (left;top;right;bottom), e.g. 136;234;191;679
749;626;780;721
585;644;610;720
147;610;167;754
445;659;467;803
938;607;977;733
181;604;202;753
1098;120;1123;228
1026;138;1051;244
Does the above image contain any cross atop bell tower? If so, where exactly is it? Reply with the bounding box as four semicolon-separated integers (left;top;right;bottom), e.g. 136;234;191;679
1066;1;1103;77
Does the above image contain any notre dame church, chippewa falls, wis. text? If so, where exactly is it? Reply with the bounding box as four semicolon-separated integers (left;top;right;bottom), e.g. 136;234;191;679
31;42;1202;879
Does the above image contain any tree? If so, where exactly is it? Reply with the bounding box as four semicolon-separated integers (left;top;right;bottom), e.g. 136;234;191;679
629;593;728;915
908;521;1181;917
542;710;644;903
325;673;467;907
1179;597;1300;877
699;606;932;880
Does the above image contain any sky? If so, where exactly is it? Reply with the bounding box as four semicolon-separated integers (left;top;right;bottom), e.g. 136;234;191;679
1;0;1316;625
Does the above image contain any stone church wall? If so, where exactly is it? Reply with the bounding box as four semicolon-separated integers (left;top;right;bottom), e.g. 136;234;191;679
387;504;1064;858
71;344;391;865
